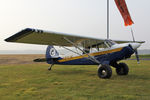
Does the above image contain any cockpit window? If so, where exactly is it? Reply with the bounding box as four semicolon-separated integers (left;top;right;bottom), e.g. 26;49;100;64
82;40;117;53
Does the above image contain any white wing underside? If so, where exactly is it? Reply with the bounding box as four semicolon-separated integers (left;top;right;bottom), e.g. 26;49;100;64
5;28;145;47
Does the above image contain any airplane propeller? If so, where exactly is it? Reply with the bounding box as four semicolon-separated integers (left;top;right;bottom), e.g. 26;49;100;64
135;49;140;64
131;28;140;64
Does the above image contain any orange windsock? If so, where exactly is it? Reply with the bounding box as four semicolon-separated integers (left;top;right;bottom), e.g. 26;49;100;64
114;0;134;26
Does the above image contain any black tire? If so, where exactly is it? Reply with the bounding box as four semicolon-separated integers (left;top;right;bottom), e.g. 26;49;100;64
116;63;129;75
98;65;112;79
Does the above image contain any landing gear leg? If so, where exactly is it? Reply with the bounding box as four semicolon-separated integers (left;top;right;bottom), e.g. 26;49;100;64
48;63;54;71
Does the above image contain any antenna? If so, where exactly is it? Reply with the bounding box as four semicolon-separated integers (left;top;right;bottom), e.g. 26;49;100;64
107;0;109;39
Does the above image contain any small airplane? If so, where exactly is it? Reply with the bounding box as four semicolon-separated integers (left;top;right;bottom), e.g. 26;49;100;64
5;28;145;79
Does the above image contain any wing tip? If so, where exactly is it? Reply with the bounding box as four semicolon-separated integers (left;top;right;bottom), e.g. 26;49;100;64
136;41;145;44
4;28;34;42
140;41;145;44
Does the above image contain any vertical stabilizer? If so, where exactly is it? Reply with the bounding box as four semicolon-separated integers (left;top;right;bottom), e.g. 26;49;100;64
46;46;60;64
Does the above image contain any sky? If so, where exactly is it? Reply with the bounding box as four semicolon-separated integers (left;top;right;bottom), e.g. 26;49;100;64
0;0;150;51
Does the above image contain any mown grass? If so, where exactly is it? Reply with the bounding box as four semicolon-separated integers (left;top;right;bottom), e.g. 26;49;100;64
0;60;150;100
130;55;150;59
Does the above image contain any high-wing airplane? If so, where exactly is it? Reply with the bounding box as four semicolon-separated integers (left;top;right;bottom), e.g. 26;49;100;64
5;28;145;79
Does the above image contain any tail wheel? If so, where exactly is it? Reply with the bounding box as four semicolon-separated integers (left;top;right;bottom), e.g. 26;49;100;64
116;63;129;75
98;65;112;79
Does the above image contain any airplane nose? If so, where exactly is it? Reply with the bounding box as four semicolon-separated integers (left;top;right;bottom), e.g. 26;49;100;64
130;43;141;50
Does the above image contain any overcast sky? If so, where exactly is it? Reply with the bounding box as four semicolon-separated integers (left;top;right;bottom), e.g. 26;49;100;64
0;0;150;51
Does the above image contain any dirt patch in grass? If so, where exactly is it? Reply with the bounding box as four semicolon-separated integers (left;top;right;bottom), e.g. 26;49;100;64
0;54;45;65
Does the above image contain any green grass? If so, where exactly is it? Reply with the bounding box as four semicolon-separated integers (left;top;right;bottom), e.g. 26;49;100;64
139;54;150;58
130;55;150;59
0;60;150;100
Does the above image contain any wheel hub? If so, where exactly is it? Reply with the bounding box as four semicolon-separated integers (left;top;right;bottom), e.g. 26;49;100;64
102;70;107;76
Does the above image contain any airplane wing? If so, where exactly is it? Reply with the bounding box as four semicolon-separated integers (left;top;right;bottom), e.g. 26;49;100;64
5;28;105;47
5;28;145;47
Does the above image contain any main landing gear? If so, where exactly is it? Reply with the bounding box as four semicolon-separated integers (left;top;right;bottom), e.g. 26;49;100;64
98;65;112;79
115;63;129;75
98;62;129;79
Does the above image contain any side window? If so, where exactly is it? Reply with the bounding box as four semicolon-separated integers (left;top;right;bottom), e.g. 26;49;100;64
101;42;108;48
97;42;108;51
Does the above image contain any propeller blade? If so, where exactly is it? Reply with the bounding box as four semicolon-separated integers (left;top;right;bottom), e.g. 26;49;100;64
131;28;140;64
135;49;140;64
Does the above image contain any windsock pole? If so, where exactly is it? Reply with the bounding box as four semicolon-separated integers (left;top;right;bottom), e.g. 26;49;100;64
107;0;109;39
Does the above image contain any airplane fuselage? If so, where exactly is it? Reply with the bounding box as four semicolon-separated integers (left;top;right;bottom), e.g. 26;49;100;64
47;44;135;65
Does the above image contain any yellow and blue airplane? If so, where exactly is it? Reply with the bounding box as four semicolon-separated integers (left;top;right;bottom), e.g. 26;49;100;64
5;28;145;79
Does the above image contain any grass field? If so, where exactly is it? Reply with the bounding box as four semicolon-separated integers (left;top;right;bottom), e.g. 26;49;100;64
0;55;150;100
130;55;150;59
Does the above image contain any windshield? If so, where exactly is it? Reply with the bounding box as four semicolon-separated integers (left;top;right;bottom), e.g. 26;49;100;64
105;40;117;47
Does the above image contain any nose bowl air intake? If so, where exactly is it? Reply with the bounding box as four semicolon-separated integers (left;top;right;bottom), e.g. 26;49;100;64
129;43;141;64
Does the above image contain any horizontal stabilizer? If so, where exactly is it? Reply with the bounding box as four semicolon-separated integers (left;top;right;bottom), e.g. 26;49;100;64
33;58;46;62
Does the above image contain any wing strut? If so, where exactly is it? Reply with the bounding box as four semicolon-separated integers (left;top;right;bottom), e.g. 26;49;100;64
63;37;101;64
